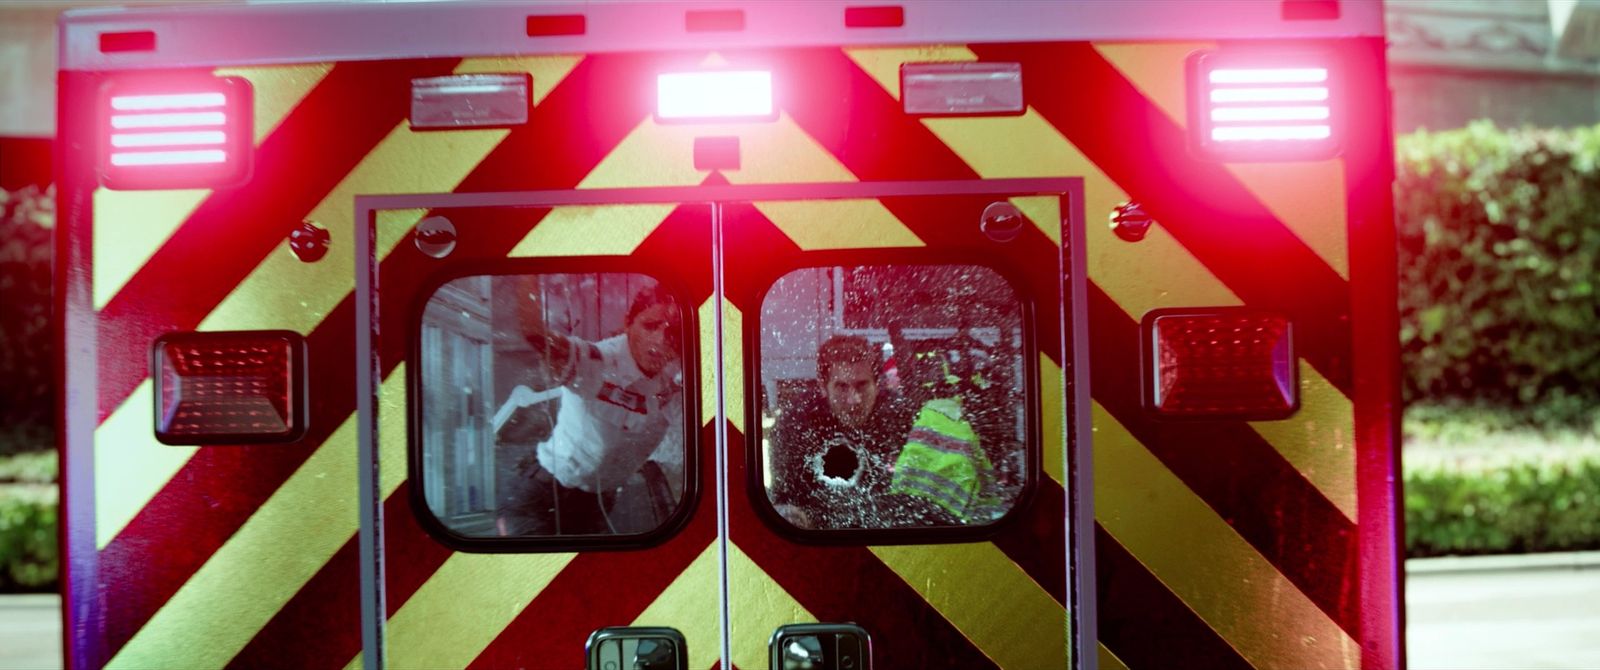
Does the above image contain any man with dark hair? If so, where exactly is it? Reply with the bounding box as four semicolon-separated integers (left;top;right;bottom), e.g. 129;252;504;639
498;277;684;536
768;334;916;529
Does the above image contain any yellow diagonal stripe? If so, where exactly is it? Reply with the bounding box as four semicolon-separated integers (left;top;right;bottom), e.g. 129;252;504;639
728;542;816;670
1040;355;1065;485
755;199;923;250
107;368;408;668
1010;195;1062;246
454;55;584;107
1091;42;1210;127
844;45;1354;520
216;63;334;145
375;208;428;261
1099;642;1131;670
629;543;724;670
1250;362;1356;520
200;124;510;335
509;204;676;257
870;542;1065;669
700;298;744;432
94;381;196;549
92;189;209;311
1224;161;1350;280
375;551;576;669
1093;402;1357;669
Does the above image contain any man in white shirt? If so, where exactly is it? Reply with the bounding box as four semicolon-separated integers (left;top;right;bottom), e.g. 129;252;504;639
499;279;685;536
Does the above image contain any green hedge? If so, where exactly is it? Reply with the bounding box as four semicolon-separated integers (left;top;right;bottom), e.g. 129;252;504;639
0;186;54;447
1406;450;1600;557
1396;123;1600;429
0;484;57;592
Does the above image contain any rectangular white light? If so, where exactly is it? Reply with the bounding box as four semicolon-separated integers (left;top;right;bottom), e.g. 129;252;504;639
110;130;227;147
1210;106;1330;122
1209;87;1329;103
1211;125;1332;142
1208;68;1328;84
110;92;227;111
111;111;227;129
657;70;773;120
110;150;227;166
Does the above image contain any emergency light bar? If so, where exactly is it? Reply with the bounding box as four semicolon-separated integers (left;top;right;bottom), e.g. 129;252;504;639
656;70;774;122
1189;52;1338;161
102;76;252;189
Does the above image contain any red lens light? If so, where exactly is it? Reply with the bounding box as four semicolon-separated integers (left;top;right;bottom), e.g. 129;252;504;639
1145;311;1296;418
153;331;306;444
102;76;252;189
1190;52;1338;161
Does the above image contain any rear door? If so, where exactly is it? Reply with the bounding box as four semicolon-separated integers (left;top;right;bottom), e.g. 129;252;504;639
359;196;720;668
716;181;1089;669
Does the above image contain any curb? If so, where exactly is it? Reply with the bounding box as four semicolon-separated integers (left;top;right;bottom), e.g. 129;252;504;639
0;594;59;607
1406;550;1600;575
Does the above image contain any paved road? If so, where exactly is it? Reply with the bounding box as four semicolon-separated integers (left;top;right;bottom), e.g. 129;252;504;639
0;594;60;670
1407;552;1600;670
4;553;1598;669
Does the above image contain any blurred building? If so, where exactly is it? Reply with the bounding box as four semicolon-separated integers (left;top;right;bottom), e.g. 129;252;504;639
1390;0;1600;132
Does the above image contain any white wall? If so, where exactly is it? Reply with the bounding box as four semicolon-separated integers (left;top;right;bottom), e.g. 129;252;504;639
0;7;62;137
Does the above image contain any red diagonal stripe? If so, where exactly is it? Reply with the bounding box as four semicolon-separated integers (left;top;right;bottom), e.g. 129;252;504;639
1088;282;1360;636
972;41;1355;397
1096;525;1253;670
94;58;459;424
97;53;655;667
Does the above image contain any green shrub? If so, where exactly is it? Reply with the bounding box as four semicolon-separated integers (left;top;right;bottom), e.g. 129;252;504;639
0;185;55;447
0;484;57;592
1396;123;1600;429
1405;449;1600;557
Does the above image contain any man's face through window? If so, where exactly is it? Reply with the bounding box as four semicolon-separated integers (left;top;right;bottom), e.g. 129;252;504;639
626;302;677;378
824;360;878;427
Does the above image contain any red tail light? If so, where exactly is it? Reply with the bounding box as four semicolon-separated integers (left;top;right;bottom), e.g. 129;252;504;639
102;76;252;189
1189;51;1338;161
1143;309;1297;419
153;331;306;445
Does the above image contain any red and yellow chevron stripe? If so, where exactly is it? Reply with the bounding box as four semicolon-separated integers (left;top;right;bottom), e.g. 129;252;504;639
62;34;1395;670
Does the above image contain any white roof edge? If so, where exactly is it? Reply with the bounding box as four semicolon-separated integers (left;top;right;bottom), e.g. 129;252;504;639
60;0;1386;72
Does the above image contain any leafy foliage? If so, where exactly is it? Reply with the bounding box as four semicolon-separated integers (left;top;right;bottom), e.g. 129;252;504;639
0;186;54;454
0;483;57;592
1396;122;1600;428
1406;450;1600;557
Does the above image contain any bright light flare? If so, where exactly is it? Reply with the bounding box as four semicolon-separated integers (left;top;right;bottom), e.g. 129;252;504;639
110;131;227;147
1209;87;1328;103
110;150;227;166
1208;68;1327;84
111;111;227;129
110;92;226;110
1211;125;1332;142
657;70;773;120
1210;106;1330;122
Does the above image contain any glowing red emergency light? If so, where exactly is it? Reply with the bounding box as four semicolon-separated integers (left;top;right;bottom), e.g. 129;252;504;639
153;331;307;445
656;70;774;121
102;76;252;189
1189;53;1337;161
1144;310;1297;419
